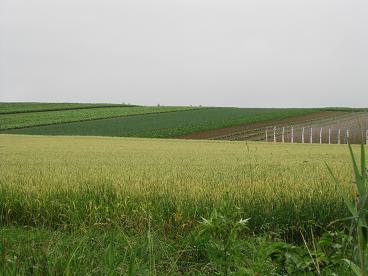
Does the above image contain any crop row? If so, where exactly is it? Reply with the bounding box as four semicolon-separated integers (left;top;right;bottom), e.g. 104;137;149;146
212;112;353;141
0;102;135;114
211;112;368;144
0;106;195;130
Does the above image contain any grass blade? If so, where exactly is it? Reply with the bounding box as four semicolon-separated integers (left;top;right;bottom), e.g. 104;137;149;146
343;259;362;276
348;143;365;196
361;143;367;182
326;162;357;217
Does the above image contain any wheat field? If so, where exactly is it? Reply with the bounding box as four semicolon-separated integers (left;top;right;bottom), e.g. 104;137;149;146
1;134;362;273
0;134;355;235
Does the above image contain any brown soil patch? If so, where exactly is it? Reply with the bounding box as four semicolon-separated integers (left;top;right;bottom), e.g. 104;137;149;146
177;111;346;140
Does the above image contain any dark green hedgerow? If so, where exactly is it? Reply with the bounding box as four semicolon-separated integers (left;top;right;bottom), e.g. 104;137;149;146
0;102;135;115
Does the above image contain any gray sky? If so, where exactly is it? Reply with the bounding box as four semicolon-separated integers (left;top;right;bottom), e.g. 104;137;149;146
0;0;367;107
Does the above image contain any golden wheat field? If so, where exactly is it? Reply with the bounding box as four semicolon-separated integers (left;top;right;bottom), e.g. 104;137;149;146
0;134;358;234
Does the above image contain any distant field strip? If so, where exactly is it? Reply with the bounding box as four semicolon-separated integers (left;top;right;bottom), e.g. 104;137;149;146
2;108;320;137
211;112;351;140
0;102;136;114
0;106;195;130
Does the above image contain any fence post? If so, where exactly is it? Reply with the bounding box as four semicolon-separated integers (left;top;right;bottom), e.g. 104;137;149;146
366;129;368;145
291;127;294;143
302;127;305;143
338;129;341;144
346;129;350;144
273;127;276;143
282;127;285;143
310;127;313;144
328;128;331;144
265;128;268;143
320;128;323;144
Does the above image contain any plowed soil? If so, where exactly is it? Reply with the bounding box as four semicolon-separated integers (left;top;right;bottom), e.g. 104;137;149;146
178;111;345;140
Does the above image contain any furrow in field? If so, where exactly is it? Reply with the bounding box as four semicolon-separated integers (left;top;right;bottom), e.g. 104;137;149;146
213;112;368;144
181;111;342;140
0;103;136;115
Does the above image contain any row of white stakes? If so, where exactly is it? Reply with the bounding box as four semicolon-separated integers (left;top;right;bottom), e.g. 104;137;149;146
265;127;368;144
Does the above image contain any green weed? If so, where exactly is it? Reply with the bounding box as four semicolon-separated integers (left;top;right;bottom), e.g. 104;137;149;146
327;141;368;275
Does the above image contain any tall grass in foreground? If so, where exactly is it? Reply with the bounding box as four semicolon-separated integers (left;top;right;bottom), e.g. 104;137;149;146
327;141;368;275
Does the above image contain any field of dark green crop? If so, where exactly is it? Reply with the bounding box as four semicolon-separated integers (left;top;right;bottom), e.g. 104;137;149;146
0;106;195;130
0;102;133;114
3;107;320;137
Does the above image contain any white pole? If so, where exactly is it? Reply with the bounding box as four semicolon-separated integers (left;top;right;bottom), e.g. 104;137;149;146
291;127;294;143
328;128;331;144
302;127;305;143
265;128;268;143
346;129;350;144
338;129;341;144
273;127;276;143
282;127;285;143
320;128;323;144
310;127;313;144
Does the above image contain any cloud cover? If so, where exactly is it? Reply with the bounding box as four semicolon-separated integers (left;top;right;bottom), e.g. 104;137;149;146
0;0;367;107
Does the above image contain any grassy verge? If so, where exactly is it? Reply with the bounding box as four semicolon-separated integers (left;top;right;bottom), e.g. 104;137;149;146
0;225;281;274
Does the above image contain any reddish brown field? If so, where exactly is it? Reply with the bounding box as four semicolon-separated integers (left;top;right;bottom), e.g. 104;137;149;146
179;111;368;144
178;111;342;139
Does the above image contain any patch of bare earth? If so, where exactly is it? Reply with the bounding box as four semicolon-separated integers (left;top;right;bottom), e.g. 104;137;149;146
177;111;346;140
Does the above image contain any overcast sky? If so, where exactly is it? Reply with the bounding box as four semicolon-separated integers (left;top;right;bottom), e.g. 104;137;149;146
0;0;367;107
